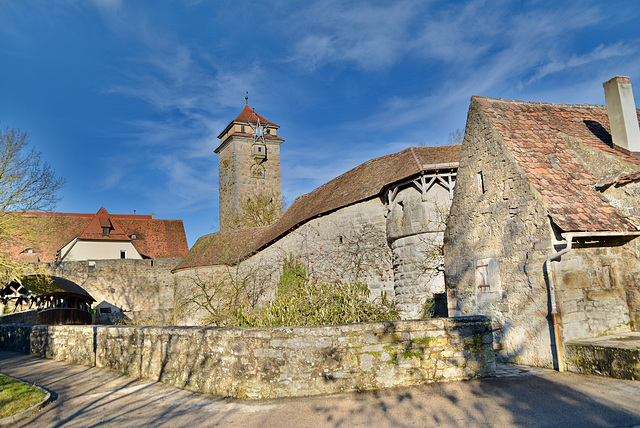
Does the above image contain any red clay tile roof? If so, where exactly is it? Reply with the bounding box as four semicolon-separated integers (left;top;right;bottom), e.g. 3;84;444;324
216;105;281;140
474;96;640;232
5;208;189;262
173;145;460;271
77;207;130;241
233;104;279;127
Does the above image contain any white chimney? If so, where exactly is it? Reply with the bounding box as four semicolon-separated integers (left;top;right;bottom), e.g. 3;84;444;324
603;76;640;153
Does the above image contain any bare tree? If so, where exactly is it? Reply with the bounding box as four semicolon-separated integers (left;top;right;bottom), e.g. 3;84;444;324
448;128;465;145
0;125;65;284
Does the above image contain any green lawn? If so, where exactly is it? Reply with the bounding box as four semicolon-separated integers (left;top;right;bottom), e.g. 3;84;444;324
0;373;46;419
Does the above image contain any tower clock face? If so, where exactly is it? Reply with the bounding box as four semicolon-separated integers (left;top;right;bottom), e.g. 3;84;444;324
251;164;266;179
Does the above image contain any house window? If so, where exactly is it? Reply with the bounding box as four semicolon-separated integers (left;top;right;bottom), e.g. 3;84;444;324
476;260;492;293
241;125;245;133
120;250;126;259
102;227;110;237
475;257;501;300
131;234;137;240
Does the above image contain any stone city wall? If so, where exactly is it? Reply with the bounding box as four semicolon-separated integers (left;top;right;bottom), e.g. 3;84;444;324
387;184;452;319
46;258;182;323
0;316;495;399
175;190;454;324
174;199;396;325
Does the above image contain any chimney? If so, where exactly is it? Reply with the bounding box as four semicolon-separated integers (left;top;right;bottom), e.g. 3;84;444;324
603;76;640;153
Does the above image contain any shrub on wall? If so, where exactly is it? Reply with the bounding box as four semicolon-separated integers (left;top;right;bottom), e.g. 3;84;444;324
179;255;398;327
260;255;398;326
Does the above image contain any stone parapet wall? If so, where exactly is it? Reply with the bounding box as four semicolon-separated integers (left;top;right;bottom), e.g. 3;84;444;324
0;324;32;354
0;316;495;399
0;310;38;325
30;325;96;366
47;258;181;322
565;334;640;381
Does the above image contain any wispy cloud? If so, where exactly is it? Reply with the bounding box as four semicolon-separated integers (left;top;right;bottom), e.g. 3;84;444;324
285;0;418;71
529;42;638;83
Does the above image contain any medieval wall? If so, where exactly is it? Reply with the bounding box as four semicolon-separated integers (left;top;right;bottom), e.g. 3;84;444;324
46;258;181;323
0;316;495;399
388;182;452;319
444;102;558;366
173;199;394;325
552;238;640;340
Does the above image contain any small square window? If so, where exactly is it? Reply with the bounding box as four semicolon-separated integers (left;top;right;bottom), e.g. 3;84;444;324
120;250;126;259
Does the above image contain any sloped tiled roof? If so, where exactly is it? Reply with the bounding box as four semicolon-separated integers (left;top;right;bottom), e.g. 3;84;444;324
77;207;129;241
5;208;189;262
173;145;460;271
233;104;279;127
216;104;281;141
474;96;640;232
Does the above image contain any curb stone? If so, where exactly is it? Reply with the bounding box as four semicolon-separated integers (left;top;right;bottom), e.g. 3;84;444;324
0;376;53;426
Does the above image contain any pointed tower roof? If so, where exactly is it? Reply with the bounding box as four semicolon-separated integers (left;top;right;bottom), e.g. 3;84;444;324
233;104;279;127
216;104;282;141
77;207;130;241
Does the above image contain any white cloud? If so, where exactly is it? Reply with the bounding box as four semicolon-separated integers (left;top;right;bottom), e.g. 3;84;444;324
529;42;638;83
285;0;418;70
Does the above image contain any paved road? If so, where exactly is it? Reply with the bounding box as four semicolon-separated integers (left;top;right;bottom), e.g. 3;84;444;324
1;351;639;427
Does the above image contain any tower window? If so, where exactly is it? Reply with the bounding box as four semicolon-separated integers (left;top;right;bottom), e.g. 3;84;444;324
241;125;245;133
477;171;486;194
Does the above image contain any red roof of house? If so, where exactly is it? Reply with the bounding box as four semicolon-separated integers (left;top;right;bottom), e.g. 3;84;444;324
6;208;189;262
174;145;460;271
474;96;640;232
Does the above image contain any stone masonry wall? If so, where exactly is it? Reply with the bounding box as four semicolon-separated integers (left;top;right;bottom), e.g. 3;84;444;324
445;100;558;366
553;238;640;339
174;199;394;325
218;136;282;231
388;183;452;319
0;316;495;399
46;258;181;323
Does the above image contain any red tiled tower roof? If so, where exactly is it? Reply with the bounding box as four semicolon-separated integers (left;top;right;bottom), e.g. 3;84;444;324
216;104;282;140
474;96;640;232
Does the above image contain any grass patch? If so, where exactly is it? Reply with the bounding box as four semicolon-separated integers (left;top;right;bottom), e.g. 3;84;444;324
0;373;46;418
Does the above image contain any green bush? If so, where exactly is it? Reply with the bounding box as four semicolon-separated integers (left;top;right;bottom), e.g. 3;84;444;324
234;255;398;327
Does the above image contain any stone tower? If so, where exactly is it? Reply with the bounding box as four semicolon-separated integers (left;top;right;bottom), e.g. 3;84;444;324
215;104;284;230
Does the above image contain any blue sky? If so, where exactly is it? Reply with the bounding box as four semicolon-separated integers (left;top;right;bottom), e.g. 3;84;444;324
1;0;639;247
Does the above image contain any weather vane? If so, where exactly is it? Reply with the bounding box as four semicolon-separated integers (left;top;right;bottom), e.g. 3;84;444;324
245;91;249;105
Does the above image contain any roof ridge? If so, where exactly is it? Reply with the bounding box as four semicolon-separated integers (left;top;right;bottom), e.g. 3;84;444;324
473;95;608;109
